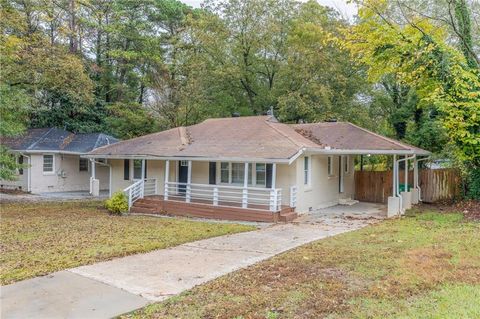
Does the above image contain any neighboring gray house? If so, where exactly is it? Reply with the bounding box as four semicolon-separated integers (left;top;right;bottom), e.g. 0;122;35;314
0;128;118;194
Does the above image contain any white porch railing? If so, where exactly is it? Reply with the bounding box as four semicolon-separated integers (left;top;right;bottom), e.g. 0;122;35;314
164;182;282;212
290;185;298;208
124;178;157;210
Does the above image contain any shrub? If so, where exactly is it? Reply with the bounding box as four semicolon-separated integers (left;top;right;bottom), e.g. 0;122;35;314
104;191;128;215
466;167;480;200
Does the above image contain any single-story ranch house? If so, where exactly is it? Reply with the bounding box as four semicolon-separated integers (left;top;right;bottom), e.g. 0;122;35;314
1;128;118;194
87;115;430;222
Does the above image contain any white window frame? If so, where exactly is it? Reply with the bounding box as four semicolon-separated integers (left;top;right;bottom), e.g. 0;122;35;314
218;162;265;187
304;156;311;186
327;156;334;176
132;159;143;180
79;158;89;172
344;155;349;174
231;162;245;185
42;154;55;175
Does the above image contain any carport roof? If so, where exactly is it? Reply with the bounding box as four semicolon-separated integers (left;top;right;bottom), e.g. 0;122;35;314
1;128;119;154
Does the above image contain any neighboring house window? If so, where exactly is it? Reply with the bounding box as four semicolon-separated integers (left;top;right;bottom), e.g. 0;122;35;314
231;163;245;184
124;159;130;180
18;156;24;175
344;155;349;174
304;156;310;185
79;158;89;172
220;162;229;183
133;159;142;179
256;163;266;186
43;155;54;173
327;156;333;176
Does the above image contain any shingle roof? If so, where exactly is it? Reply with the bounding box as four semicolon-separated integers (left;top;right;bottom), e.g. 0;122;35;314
1;128;119;153
293;122;428;154
89;116;429;160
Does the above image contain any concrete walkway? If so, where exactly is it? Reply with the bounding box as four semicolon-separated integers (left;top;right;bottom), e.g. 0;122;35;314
1;203;385;319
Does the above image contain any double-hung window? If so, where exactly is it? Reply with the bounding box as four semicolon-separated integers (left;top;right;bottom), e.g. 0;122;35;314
18;156;24;175
327;156;333;176
231;163;245;184
43;155;54;173
79;158;89;172
133;159;142;179
255;163;266;186
304;156;310;185
220;162;229;183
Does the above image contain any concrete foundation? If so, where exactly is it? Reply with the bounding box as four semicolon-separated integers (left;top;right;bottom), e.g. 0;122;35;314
411;188;420;204
387;196;401;218
90;178;100;197
401;191;412;211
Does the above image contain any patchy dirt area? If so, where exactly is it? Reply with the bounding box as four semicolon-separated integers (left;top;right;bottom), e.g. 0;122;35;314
419;200;480;221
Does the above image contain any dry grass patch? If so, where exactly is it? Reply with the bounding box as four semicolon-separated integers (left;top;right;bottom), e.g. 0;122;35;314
125;208;480;319
0;201;255;284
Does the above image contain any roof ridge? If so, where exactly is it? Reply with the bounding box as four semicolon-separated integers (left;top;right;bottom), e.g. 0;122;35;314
346;122;413;150
264;120;305;148
27;127;55;150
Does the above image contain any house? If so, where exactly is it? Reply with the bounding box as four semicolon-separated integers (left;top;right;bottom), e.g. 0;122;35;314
0;128;118;194
87;115;430;222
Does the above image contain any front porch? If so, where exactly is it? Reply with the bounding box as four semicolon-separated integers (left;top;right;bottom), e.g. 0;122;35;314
112;159;298;222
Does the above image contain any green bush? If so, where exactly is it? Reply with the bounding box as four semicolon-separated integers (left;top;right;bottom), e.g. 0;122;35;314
466;167;480;200
104;191;128;214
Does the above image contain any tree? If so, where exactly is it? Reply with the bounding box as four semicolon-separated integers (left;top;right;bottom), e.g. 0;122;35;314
345;0;480;168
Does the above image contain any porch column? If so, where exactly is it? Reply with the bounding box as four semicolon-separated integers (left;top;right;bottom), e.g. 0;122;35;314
164;160;170;200
89;159;99;197
270;163;277;211
242;162;248;208
412;155;420;204
141;159;145;180
392;154;396;196
404;155;408;189
388;154;400;218
186;160;192;203
271;163;277;189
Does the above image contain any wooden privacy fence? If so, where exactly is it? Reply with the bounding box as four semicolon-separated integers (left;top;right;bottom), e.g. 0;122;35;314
354;169;462;203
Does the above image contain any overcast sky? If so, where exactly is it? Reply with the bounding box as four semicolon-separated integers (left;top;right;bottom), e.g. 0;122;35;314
180;0;358;20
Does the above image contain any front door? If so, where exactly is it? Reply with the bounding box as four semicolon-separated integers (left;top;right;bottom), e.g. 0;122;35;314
178;160;188;194
339;156;344;193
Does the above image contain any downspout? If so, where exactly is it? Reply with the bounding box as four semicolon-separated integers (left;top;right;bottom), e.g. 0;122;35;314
396;154;416;213
415;156;430;202
20;153;31;193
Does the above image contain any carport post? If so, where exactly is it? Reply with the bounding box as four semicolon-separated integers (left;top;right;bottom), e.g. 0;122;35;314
413;156;418;189
392;154;396;196
404;155;408;189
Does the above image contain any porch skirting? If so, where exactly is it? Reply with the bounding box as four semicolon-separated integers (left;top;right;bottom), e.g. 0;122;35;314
130;196;295;222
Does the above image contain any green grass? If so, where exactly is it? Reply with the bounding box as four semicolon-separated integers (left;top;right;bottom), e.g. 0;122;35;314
125;208;480;319
0;201;255;284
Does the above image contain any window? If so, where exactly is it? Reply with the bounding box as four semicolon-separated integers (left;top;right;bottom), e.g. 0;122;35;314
133;159;142;179
43;155;54;173
220;162;229;183
79;158;89;171
304;156;310;185
327;156;333;176
344;155;349;174
231;163;245;184
18;156;24;175
256;163;266;186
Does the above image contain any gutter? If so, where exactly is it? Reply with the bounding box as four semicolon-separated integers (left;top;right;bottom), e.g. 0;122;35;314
305;148;430;156
84;154;293;164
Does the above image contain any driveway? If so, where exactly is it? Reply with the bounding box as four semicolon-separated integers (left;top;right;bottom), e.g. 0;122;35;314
1;202;385;319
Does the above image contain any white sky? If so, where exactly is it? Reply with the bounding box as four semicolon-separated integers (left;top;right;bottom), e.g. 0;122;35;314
180;0;358;21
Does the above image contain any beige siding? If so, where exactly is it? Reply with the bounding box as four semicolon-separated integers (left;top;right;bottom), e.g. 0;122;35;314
294;155;355;213
0;155;28;190
20;154;109;193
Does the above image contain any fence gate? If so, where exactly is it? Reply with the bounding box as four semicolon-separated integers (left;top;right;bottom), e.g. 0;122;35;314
354;169;462;204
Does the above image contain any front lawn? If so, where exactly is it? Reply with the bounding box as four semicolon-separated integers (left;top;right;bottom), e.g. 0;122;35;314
126;208;480;319
0;201;255;284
